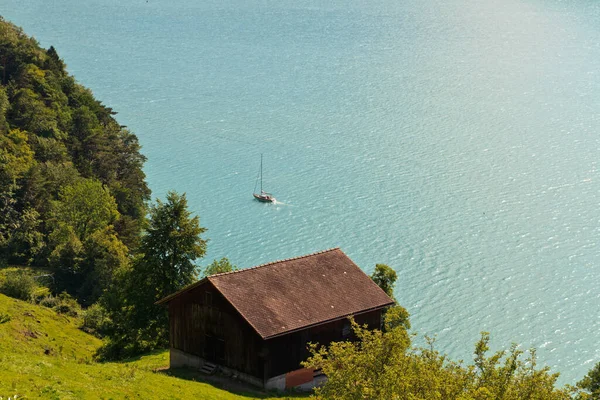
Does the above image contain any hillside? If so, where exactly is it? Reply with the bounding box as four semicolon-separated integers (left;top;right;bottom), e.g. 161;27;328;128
0;16;149;306
0;294;303;399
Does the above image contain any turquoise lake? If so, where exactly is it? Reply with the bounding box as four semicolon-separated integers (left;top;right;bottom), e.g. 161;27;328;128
3;0;599;384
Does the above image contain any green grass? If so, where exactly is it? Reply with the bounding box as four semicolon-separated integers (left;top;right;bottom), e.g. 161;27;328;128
0;293;307;399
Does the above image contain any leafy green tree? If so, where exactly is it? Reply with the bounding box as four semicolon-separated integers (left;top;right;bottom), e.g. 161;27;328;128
383;303;411;332
370;263;397;301
136;191;207;297
578;362;600;399
203;257;237;277
5;206;44;265
9;87;61;138
51;178;119;240
68;106;102;176
48;179;123;302
99;192;207;359
44;46;66;76
304;308;414;400
304;314;572;400
22;161;80;218
77;226;129;304
0;184;43;265
0;128;35;184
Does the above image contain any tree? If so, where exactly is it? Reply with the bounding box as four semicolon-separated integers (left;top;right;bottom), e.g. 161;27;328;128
99;191;207;359
48;179;122;302
578;362;600;399
370;263;397;301
203;257;237;277
77;226;129;305
0;184;43;265
0;128;35;184
136;191;207;297
304;315;573;400
51;178;119;240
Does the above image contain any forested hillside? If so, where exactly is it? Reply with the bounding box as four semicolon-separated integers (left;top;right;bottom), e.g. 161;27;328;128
0;17;150;304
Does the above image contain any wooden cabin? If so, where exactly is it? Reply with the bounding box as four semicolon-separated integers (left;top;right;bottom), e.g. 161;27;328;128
157;248;395;390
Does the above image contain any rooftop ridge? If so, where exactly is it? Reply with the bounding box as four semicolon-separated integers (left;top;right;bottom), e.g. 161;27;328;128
208;247;341;280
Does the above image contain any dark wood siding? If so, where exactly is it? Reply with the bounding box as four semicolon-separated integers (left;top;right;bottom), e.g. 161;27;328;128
168;281;385;383
168;281;264;378
263;309;383;379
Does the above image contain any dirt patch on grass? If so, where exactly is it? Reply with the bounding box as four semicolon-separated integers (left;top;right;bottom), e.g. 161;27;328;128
22;329;39;339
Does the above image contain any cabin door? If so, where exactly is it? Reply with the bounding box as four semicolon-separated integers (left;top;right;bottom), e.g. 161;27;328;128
204;334;225;363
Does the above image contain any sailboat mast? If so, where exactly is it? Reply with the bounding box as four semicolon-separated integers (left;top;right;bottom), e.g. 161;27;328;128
260;154;263;192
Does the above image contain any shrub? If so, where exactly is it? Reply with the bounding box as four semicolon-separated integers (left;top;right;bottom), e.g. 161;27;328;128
53;292;81;317
0;270;38;301
39;295;59;308
38;292;82;317
31;286;52;304
81;303;111;336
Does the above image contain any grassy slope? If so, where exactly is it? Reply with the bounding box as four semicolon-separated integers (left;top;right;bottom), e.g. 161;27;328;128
0;294;305;399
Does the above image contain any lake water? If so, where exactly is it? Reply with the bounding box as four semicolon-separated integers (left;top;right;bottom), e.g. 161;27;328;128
3;0;599;384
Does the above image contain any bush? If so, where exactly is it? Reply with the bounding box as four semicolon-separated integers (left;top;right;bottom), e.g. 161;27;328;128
39;295;59;308
31;286;52;304
82;303;111;336
53;292;81;317
38;292;82;317
0;270;38;300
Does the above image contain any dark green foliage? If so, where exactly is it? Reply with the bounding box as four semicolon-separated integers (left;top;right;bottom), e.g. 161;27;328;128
203;257;237;277
81;303;111;337
47;180;127;305
0;128;34;184
136;191;207;296
0;269;37;300
99;192;207;359
50;179;120;240
370;263;397;301
37;291;82;317
0;17;149;296
578;362;600;399
51;292;81;317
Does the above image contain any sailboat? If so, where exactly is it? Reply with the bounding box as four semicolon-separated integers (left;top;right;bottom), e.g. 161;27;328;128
253;154;275;203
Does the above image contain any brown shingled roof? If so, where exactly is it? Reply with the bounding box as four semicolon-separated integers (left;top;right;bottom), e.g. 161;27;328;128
157;248;395;339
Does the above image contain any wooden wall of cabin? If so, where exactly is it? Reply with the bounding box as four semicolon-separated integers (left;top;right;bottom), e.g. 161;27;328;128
168;281;265;379
264;309;383;379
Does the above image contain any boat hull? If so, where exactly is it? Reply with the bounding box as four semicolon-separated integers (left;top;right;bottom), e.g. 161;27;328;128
253;193;274;202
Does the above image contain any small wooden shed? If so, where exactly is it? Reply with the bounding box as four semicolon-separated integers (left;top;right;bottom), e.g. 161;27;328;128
157;248;395;390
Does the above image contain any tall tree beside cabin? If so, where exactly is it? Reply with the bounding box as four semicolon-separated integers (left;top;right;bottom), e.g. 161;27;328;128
99;192;207;359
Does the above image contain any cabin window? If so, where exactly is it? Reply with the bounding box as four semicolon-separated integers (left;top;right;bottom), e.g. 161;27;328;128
204;291;212;306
